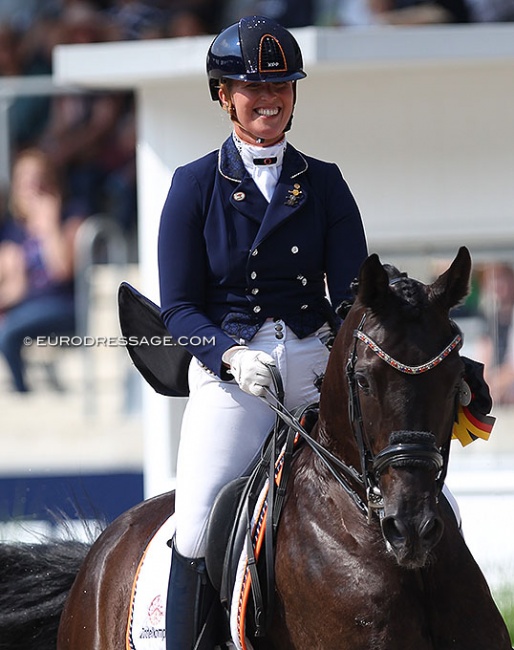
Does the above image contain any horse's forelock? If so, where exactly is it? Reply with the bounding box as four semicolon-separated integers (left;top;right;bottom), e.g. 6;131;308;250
389;274;428;311
386;271;429;316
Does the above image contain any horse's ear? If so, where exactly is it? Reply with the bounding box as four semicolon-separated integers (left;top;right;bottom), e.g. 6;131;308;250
357;253;390;312
429;246;472;311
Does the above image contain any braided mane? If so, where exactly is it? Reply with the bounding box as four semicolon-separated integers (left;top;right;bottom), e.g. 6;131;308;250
383;264;428;316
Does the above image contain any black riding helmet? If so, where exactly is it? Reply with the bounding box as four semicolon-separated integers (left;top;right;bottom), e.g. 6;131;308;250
206;15;306;102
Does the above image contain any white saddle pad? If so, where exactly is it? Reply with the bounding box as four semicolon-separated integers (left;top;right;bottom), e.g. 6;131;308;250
127;515;175;650
126;514;237;650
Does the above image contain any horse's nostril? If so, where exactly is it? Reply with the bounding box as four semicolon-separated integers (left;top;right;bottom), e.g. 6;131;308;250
419;516;444;546
381;516;409;549
382;515;444;552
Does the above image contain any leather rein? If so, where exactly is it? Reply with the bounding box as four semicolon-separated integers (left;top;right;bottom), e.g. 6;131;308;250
264;312;463;521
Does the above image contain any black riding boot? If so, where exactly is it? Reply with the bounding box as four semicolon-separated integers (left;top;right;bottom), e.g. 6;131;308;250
165;541;217;650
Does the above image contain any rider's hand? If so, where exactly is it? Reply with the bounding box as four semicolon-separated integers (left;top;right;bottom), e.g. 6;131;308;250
222;346;275;397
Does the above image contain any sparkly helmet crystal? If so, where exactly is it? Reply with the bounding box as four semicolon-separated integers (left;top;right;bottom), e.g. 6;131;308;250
206;15;306;102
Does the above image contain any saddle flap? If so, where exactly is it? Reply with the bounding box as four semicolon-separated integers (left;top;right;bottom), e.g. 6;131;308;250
205;476;248;593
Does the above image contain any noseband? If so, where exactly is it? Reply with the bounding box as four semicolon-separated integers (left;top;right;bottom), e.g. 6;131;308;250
346;313;463;519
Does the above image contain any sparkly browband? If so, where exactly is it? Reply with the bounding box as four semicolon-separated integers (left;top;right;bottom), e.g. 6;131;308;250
354;330;462;375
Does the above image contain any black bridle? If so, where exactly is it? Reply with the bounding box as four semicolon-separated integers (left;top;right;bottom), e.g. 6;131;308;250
265;311;463;521
345;313;462;519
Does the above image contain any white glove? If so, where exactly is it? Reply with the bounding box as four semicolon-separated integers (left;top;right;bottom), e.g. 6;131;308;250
222;346;275;397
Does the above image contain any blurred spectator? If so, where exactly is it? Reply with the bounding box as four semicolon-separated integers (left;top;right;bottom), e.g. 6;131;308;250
316;0;372;25
39;87;129;218
369;0;470;23
469;262;514;405
480;263;514;367
317;0;469;25
100;95;139;236
0;22;52;152
53;1;117;43
466;0;514;21
166;8;211;36
103;0;166;40
169;1;225;33
0;23;21;75
0;148;85;392
223;0;315;28
0;1;41;32
38;2;135;227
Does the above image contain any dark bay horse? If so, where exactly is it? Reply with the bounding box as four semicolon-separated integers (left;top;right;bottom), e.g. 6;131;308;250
0;247;511;650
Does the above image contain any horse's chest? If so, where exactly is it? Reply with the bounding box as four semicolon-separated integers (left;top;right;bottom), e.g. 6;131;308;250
275;500;435;649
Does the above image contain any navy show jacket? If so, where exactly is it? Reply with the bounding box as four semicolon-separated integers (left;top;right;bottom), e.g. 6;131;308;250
158;135;368;377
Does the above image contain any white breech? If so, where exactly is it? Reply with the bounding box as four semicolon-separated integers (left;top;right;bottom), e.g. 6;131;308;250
173;319;330;558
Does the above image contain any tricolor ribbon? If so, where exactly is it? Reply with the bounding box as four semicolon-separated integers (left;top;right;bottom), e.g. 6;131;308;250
452;356;496;446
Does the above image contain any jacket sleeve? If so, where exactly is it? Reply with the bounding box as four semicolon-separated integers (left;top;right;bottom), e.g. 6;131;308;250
158;165;236;378
322;163;368;310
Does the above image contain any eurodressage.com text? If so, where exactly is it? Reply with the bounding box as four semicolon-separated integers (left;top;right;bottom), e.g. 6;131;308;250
23;335;216;348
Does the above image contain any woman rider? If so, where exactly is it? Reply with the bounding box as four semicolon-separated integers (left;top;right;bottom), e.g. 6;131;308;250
158;16;368;648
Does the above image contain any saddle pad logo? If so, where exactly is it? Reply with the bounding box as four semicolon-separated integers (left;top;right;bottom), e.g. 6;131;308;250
147;595;165;628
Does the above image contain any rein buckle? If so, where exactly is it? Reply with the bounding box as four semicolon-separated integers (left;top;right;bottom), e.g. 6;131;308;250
366;485;384;523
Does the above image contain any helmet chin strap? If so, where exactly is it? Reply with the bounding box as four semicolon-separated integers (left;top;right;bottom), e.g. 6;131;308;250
235;123;274;145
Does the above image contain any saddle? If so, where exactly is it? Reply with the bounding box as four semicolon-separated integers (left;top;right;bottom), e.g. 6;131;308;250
204;401;319;649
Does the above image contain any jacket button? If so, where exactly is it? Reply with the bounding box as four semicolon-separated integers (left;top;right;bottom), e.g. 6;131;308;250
251;288;259;295
291;246;299;254
301;304;308;310
251;248;258;256
250;271;257;280
253;305;261;313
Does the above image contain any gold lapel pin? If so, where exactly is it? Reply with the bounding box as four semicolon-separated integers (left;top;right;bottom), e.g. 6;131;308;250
285;183;303;206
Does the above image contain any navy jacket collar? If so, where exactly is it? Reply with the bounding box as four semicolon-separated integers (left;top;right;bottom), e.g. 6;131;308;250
218;135;308;183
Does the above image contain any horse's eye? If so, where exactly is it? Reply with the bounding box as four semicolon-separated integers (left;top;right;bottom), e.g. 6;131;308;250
355;372;371;394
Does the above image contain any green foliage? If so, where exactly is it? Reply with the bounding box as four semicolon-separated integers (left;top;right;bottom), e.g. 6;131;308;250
493;584;514;644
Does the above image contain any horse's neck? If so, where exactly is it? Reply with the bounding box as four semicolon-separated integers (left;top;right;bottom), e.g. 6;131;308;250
317;355;360;471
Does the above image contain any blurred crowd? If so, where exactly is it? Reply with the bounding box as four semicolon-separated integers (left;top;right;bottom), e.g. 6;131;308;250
473;263;514;406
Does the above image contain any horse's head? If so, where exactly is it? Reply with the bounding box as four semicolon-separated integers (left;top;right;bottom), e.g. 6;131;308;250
320;247;472;569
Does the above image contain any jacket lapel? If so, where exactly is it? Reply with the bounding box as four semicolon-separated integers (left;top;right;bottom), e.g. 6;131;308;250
219;136;267;223
218;137;309;234
254;144;309;246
